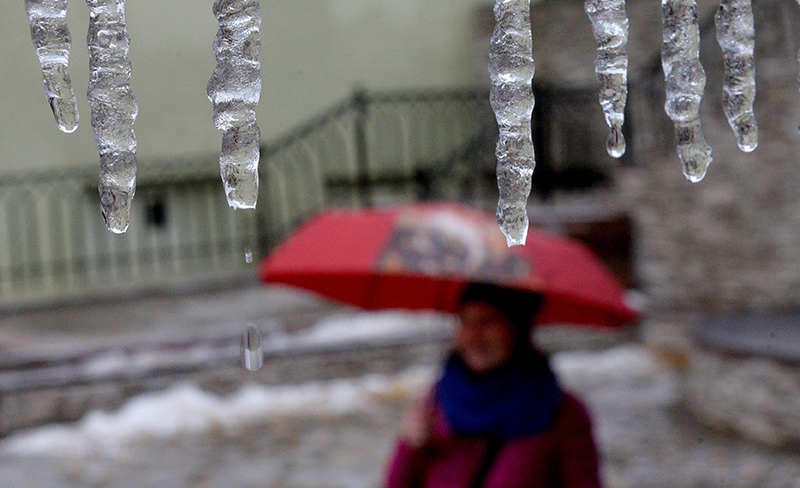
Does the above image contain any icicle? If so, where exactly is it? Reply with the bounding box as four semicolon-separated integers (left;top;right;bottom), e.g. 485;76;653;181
86;0;138;234
489;0;534;247
715;0;757;152
207;0;262;209
661;0;713;182
585;0;629;158
25;0;79;133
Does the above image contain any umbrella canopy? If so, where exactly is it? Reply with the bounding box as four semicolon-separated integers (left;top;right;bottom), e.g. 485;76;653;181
259;202;639;328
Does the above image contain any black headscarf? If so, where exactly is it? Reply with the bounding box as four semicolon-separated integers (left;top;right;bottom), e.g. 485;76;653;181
458;282;544;348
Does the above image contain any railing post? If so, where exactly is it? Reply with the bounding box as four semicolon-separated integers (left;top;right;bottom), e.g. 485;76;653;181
353;90;372;208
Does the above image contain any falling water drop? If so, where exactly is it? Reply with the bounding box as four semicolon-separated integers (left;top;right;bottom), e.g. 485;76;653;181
585;0;629;159
715;0;758;152
607;125;626;158
244;246;253;263
489;0;535;247
661;0;713;182
241;323;263;371
25;0;79;133
207;0;262;209
86;0;138;233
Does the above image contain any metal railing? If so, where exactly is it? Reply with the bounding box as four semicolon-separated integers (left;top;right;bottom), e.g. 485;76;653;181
256;88;487;249
0;88;486;308
0;84;629;308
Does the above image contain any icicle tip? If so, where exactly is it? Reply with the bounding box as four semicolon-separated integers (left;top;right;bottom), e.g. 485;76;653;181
497;204;529;247
99;187;132;234
681;153;712;183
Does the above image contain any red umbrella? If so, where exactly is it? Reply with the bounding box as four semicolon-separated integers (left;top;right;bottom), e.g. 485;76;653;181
259;202;639;328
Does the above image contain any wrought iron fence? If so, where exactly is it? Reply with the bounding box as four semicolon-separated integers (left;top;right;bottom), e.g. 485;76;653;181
257;88;486;249
0;84;631;308
0;88;486;308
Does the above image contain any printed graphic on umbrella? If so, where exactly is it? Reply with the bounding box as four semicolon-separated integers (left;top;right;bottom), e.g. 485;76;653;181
259;203;639;328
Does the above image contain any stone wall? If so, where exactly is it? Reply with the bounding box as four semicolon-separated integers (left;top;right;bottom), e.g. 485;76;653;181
618;0;800;314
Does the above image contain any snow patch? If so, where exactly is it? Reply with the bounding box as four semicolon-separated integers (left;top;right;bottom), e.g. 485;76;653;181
1;367;436;457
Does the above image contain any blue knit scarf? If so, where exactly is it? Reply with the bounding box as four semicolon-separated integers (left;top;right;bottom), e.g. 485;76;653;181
437;354;561;440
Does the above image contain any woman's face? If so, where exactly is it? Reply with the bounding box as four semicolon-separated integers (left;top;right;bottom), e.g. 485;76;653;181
455;300;516;374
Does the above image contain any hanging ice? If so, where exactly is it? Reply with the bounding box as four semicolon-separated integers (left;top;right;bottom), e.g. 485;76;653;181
715;0;757;152
661;0;713;182
86;0;138;234
241;324;263;371
489;0;534;247
25;0;79;133
585;0;629;158
207;0;262;209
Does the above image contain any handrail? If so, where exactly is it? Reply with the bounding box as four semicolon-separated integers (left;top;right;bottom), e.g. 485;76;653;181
0;87;486;308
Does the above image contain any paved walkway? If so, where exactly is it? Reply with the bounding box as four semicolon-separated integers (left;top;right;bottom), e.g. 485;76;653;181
693;310;800;364
3;285;800;487
0;281;339;357
2;345;800;488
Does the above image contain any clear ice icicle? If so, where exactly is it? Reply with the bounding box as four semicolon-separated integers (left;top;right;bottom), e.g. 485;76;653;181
207;0;262;209
715;0;757;152
661;0;713;182
86;0;138;233
585;0;629;158
489;0;534;247
241;324;263;371
25;0;79;133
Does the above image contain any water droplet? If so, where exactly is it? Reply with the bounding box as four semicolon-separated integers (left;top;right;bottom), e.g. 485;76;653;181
241;323;263;371
737;130;758;152
606;126;626;158
244;246;253;263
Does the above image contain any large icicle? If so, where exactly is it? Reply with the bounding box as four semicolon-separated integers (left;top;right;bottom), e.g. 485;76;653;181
715;0;757;152
86;0;138;233
585;0;629;158
25;0;79;133
207;0;262;209
489;0;535;247
661;0;713;182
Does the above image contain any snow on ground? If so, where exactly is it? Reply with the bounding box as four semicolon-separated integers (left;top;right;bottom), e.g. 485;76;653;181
277;310;455;347
0;342;671;459
5;311;800;488
0;310;454;457
1;367;436;458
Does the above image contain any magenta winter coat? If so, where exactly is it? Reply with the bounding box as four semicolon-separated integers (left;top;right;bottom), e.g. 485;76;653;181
385;392;602;488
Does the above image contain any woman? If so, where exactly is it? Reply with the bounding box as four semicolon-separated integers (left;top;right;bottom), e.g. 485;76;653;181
385;283;602;488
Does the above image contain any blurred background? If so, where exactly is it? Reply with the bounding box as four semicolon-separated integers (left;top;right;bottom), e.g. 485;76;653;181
2;0;800;486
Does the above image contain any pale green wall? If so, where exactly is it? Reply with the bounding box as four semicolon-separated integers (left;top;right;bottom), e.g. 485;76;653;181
0;0;491;173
